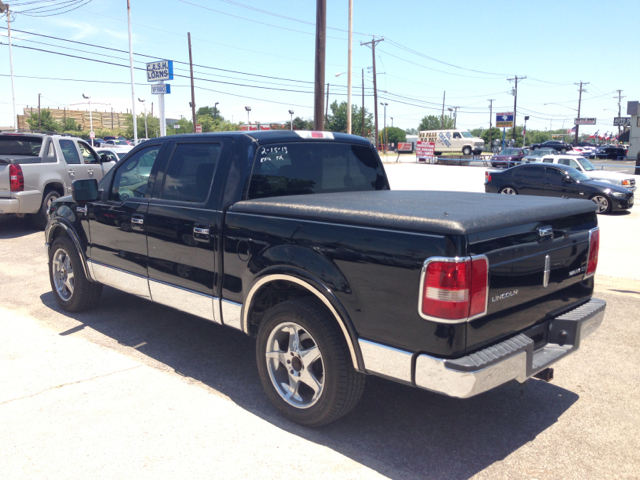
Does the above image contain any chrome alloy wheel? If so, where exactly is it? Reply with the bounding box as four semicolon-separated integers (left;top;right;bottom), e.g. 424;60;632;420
500;187;517;195
591;195;610;213
265;322;324;409
52;248;74;301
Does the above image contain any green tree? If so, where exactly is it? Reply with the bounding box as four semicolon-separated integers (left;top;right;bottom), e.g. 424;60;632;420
59;117;80;132
167;117;194;135
292;116;313;131
197;105;224;121
405;127;418;135
25;109;60;132
124;113;161;138
325;101;374;137
417;115;455;131
379;126;406;145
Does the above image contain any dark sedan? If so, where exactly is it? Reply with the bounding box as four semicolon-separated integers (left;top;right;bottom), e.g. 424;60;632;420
485;163;634;214
529;140;573;153
589;146;627;160
491;148;530;167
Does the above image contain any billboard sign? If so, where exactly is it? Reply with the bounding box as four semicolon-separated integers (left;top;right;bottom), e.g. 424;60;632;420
146;60;174;82
574;118;597;125
195;124;202;133
613;117;631;127
397;142;413;152
416;141;435;160
151;83;171;95
496;112;514;128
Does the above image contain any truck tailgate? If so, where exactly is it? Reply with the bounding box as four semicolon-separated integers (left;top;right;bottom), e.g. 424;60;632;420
466;211;597;352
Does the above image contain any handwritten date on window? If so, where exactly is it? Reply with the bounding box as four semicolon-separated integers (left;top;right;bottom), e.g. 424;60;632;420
259;146;289;163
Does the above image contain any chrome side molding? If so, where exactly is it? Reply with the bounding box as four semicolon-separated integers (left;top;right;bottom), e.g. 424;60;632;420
358;339;412;383
90;261;151;300
149;279;218;324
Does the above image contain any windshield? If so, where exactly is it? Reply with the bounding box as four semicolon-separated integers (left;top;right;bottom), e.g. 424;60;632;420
576;157;596;171
461;132;473;138
567;168;590;182
111;140;129;146
248;142;388;200
116;152;128;159
0;136;42;156
501;149;520;155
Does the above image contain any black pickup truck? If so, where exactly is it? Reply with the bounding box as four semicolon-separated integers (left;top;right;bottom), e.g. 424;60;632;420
45;131;605;427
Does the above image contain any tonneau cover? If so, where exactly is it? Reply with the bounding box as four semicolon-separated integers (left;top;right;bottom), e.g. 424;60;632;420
229;191;597;235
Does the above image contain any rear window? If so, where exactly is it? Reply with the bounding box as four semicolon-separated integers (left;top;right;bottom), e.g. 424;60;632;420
0;136;42;156
247;142;388;200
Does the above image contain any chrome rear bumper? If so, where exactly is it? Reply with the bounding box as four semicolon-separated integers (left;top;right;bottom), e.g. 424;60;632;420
360;298;606;398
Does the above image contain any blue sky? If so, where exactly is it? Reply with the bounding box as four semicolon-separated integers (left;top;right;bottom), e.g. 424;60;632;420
1;0;639;136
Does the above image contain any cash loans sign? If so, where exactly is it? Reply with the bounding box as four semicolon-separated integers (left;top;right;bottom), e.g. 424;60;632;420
146;60;174;82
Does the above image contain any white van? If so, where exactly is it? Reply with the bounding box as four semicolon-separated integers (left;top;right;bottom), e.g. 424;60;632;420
418;129;484;156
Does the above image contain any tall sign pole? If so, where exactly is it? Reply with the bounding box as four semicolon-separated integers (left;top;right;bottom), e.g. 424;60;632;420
347;0;353;134
313;0;326;131
127;0;138;144
188;33;197;133
1;3;18;132
488;99;494;149
574;81;589;145
507;75;526;141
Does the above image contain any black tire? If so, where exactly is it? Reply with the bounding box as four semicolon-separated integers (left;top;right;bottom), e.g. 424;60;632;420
499;186;518;195
462;146;472;156
256;299;365;427
590;194;611;214
49;236;103;312
33;190;60;230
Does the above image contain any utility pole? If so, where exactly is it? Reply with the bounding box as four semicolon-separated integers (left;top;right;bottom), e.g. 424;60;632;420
313;0;326;131
440;91;445;128
188;32;197;133
575;81;589;145
361;37;384;149
38;93;41;129
347;0;352;134
489;99;495;149
614;89;625;137
452;106;459;128
507;75;526;140
325;83;330;123
1;2;17;132
361;68;365;137
126;0;138;145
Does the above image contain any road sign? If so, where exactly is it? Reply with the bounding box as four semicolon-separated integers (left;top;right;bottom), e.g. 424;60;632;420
496;112;514;128
574;118;597;125
173;124;180;129
89;131;95;139
151;83;171;95
416;141;435;160
195;124;202;133
146;60;174;82
613;117;631;127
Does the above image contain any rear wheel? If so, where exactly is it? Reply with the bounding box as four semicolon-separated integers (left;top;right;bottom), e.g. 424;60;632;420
462;146;472;156
33;190;60;230
499;186;517;195
560;148;567;153
591;195;611;214
49;236;103;311
256;299;365;427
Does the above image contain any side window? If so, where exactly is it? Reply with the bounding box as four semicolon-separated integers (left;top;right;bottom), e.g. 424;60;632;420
545;167;567;184
161;143;221;203
59;139;81;165
542;158;554;163
110;145;161;202
558;158;570;166
78;141;100;164
106;152;119;162
517;166;543;183
42;139;57;163
453;132;461;139
568;159;579;169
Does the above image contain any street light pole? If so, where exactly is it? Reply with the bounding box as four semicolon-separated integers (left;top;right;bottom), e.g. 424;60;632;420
138;98;147;139
347;0;352;134
245;106;251;125
82;94;94;146
288;110;294;130
126;0;138;145
380;102;388;153
1;3;18;132
214;102;219;121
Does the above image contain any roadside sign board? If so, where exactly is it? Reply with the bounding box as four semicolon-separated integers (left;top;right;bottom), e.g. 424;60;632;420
151;84;171;95
496;112;514;128
259;125;271;130
89;131;95;139
173;124;180;129
613;117;631;127
195;124;202;133
240;125;259;131
397;142;413;152
574;118;597;125
146;60;174;82
416;141;435;160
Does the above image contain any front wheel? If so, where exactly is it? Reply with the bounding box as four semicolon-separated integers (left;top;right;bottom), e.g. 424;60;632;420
49;236;103;311
591;195;611;214
256;299;365;427
499;186;517;194
462;146;472;156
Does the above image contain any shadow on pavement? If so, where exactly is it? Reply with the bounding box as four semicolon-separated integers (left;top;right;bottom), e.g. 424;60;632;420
41;287;579;480
0;215;40;239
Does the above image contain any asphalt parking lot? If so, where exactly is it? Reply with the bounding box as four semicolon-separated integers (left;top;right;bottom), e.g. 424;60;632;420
1;165;639;479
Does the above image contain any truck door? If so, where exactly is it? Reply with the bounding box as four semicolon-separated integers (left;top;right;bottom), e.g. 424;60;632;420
86;143;164;299
77;140;115;181
58;138;88;183
145;139;229;323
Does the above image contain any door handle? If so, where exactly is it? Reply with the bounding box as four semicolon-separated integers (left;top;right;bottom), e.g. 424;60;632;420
193;223;211;242
68;170;75;177
131;214;145;231
88;170;94;176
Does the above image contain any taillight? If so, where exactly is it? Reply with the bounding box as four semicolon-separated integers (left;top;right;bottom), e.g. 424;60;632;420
9;164;24;192
485;171;492;183
419;256;489;322
584;227;599;278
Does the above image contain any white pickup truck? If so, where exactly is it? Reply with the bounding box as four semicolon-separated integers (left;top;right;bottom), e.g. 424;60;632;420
0;133;117;228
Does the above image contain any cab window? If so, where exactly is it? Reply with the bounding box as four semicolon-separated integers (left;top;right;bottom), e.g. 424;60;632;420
545;167;568;184
110;145;161;202
453;132;461;139
59;139;81;165
160;143;222;203
78;141;100;164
